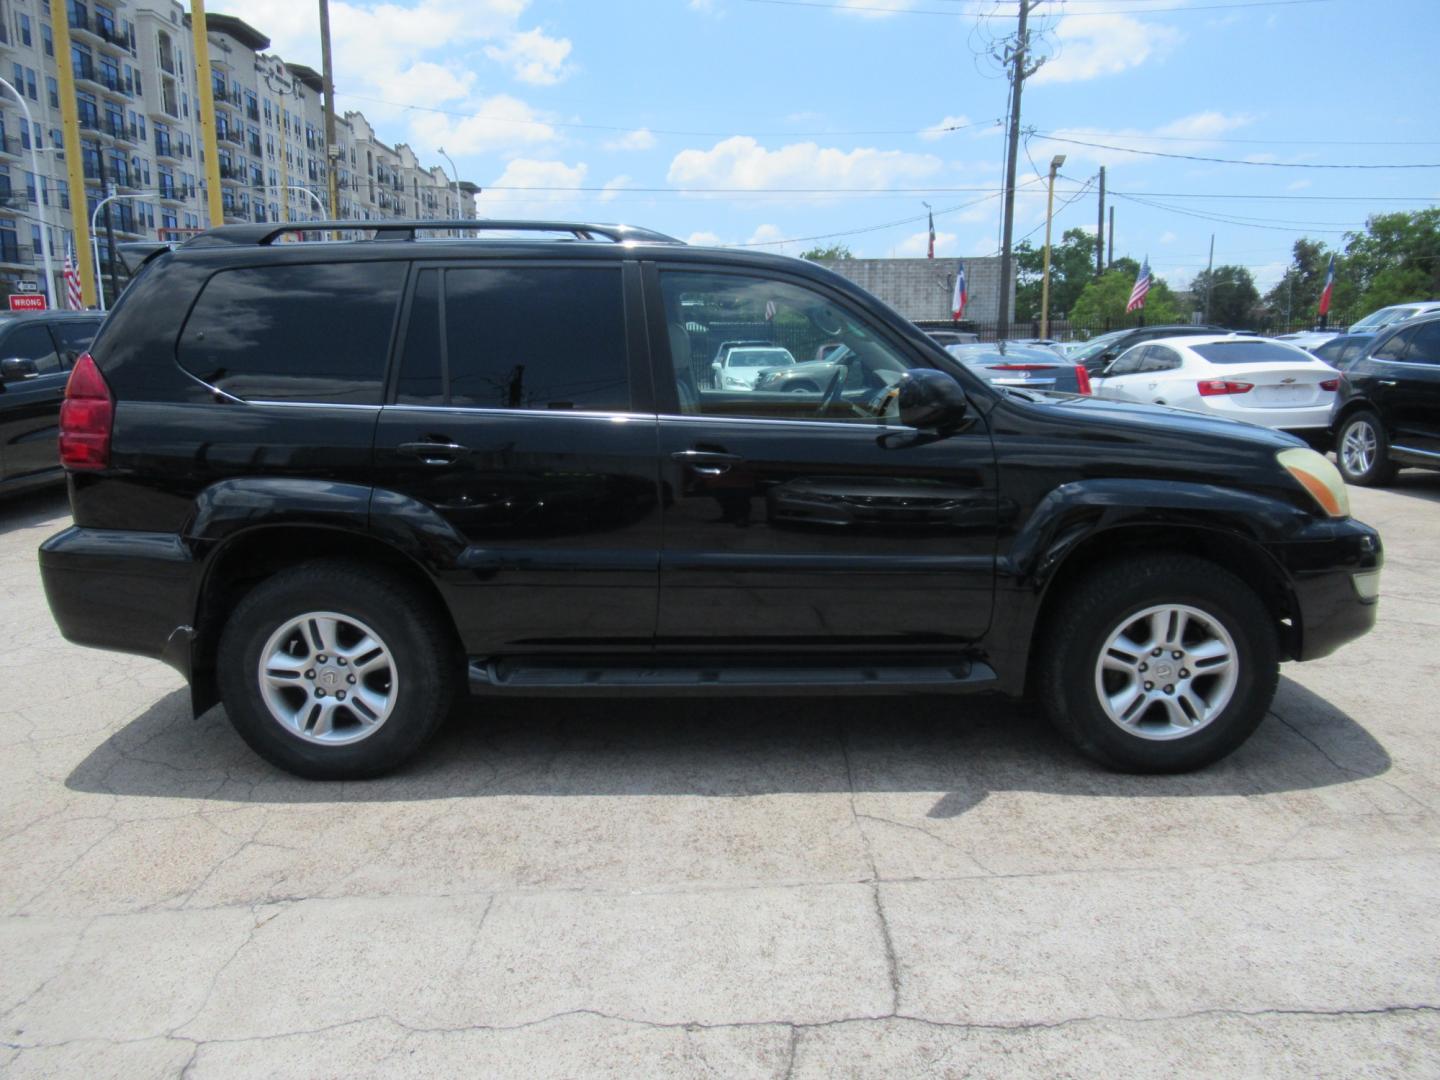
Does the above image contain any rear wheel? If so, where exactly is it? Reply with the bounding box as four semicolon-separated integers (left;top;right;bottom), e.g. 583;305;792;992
1335;410;1396;486
217;562;457;779
1038;555;1278;773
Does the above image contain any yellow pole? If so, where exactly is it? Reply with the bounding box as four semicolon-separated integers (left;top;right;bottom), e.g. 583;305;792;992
190;0;224;228
49;3;96;308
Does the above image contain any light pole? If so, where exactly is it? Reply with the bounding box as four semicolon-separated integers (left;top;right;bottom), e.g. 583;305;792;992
284;184;326;216
91;192;157;311
1039;153;1066;340
436;146;461;219
0;76;56;306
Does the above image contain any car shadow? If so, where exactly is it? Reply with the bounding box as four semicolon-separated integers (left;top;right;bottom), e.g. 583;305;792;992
65;675;1389;817
1383;470;1440;504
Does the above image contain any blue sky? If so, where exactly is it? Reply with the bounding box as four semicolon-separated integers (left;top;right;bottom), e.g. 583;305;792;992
241;0;1439;293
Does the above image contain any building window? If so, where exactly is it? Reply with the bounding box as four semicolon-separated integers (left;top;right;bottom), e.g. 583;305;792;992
19;14;32;46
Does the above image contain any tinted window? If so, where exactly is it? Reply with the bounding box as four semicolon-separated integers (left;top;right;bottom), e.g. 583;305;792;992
1106;345;1146;376
178;261;406;403
1371;327;1416;362
395;269;442;404
1312;338;1345;363
444;266;628;411
1402;321;1440;365
1141;346;1182;373
1190;341;1318;365
1;323;61;375
49;320;99;365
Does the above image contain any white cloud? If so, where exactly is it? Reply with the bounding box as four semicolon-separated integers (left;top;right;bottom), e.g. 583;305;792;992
1033;14;1181;84
920;115;971;142
406;94;559;155
484;28;574;86
1040;111;1254;167
668;137;942;194
474;158;587;218
604;128;657;152
1159;231;1178;244
599;175;632;203
686;231;724;246
1287;179;1313;192
747;224;787;246
892;230;957;257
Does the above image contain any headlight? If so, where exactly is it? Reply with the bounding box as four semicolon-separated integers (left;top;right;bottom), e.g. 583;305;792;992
1277;447;1350;518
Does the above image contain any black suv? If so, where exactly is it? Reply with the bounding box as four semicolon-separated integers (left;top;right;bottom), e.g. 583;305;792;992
40;220;1381;780
1331;312;1440;485
0;311;104;494
1071;324;1235;375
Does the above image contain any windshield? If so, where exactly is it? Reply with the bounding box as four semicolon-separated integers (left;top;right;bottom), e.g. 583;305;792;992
727;349;794;368
1191;341;1319;365
1067;330;1127;363
1350;306;1418;332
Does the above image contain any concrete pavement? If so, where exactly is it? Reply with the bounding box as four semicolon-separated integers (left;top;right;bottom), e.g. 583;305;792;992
2;475;1438;1077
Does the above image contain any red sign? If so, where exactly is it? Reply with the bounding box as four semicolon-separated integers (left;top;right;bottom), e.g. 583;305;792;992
8;294;47;311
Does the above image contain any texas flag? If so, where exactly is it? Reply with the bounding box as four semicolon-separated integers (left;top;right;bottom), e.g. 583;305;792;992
1317;253;1335;316
951;261;967;321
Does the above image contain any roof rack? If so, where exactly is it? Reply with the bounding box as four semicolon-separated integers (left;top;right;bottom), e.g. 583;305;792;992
184;220;684;249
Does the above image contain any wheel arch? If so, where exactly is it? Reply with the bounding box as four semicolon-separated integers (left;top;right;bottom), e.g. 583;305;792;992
189;523;462;715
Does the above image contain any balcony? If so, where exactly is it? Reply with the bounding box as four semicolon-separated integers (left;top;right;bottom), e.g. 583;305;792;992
158;54;176;76
0;239;34;267
72;60;106;92
155;134;177;160
248;138;262;157
0;135;19;158
218;128;244;147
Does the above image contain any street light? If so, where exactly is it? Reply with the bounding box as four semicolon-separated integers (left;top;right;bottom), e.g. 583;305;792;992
91;192;157;312
436;146;461;218
1039;153;1066;341
0;76;56;307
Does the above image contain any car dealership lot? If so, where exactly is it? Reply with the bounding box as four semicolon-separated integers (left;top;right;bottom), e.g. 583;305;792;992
2;479;1437;1078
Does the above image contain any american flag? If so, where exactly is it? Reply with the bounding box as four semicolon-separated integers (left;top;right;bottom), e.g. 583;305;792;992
951;261;967;320
764;299;776;322
1126;257;1151;313
1317;253;1335;316
63;245;83;310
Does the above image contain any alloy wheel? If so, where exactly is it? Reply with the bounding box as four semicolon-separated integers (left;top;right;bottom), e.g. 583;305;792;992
256;611;398;745
1341;419;1377;477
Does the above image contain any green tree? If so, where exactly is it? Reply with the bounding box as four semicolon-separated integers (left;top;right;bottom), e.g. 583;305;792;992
1069;268;1182;329
1190;265;1261;329
1341;208;1440;310
1263;239;1338;327
1014;228;1100;321
800;244;853;261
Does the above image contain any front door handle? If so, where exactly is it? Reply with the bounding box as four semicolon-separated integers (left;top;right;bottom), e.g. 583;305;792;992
1377;379;1397;387
671;449;744;476
398;441;466;465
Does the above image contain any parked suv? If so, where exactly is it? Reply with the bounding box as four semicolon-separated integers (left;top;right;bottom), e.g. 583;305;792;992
40;220;1381;780
0;310;104;495
1070;324;1235;375
1331;312;1440;485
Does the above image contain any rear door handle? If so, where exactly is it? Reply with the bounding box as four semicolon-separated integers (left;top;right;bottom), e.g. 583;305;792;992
398;441;467;465
671;449;744;476
1377;379;1397;387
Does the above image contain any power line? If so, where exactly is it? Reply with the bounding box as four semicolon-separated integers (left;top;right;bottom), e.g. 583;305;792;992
1045;129;1440;147
1114;191;1360;233
742;0;1337;16
1032;132;1440;169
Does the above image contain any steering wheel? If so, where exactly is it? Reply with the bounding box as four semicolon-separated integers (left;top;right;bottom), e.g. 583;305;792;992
816;365;847;416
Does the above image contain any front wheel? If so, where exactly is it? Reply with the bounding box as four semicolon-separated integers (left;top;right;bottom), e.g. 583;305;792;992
1335;410;1396;487
217;562;457;779
1038;555;1278;773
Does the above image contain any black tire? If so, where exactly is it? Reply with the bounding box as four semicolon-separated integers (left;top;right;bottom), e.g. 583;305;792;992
217;561;457;780
1037;555;1278;774
1334;410;1396;487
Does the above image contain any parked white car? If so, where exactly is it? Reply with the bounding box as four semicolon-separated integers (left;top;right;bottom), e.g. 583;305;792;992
711;346;796;390
1347;300;1440;334
1092;335;1341;438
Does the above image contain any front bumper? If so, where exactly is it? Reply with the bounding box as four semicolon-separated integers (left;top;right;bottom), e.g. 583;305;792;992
1267;516;1382;661
39;526;199;678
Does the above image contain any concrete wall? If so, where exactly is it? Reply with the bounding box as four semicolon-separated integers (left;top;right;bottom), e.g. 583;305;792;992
813;256;1014;323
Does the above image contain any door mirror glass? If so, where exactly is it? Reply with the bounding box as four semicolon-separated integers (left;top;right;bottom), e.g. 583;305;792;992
897;369;968;432
0;356;39;381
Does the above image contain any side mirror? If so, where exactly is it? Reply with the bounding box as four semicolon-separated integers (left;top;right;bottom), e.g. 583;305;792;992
897;369;969;433
0;357;39;381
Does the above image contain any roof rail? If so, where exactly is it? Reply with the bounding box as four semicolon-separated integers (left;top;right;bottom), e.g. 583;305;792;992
184;220;684;249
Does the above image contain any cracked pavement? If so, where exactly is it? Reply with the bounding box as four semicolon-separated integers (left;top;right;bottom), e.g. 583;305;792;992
2;476;1439;1078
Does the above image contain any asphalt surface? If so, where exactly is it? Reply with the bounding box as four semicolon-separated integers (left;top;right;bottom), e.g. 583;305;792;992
2;475;1438;1078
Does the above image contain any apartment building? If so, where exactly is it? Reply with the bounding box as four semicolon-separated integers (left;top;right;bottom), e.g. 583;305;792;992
0;2;477;304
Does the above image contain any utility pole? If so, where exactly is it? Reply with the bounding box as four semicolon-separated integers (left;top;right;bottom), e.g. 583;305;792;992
994;0;1042;340
1095;166;1105;278
319;0;340;219
48;3;95;307
1107;206;1114;269
1203;233;1215;324
191;0;224;228
1040;153;1065;340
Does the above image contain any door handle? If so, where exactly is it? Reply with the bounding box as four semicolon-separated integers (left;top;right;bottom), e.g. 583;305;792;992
398;441;466;465
671;449;744;476
1377;379;1397;387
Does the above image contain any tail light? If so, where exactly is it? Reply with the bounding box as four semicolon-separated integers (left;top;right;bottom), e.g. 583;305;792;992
1320;378;1339;391
58;353;113;471
1196;379;1254;397
1074;364;1092;395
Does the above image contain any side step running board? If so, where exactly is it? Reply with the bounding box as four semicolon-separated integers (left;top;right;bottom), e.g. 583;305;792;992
467;656;997;695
